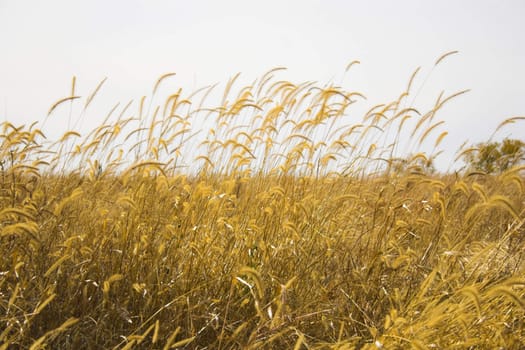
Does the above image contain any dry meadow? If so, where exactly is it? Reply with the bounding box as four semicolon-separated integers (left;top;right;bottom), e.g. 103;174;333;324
1;60;524;349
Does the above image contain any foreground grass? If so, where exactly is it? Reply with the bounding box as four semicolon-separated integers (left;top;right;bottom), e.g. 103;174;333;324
1;64;524;349
2;169;524;349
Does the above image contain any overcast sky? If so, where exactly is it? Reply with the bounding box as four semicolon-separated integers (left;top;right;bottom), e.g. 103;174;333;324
1;0;524;169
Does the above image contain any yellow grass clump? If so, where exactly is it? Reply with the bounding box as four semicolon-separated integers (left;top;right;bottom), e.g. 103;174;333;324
0;62;524;349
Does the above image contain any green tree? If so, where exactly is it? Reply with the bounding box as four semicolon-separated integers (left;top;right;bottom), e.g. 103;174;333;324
464;138;525;173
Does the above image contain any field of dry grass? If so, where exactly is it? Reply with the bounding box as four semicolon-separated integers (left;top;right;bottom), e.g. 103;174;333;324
1;61;524;349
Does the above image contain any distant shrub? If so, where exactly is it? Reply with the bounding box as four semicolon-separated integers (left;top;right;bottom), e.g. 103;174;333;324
463;138;525;174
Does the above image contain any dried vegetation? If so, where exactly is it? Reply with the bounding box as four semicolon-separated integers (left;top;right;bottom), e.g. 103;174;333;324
1;58;524;349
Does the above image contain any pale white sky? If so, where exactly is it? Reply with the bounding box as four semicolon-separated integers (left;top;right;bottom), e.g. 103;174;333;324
1;0;524;169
